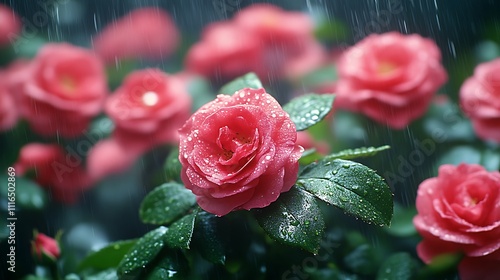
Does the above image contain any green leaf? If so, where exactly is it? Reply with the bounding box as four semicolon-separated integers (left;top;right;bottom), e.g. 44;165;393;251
297;159;393;226
140;183;196;225
192;211;226;264
253;188;325;254
145;251;189;280
325;146;390;161
117;227;169;278
298;65;338;88
0;176;47;210
187;76;216;111
78;239;136;272
163;149;182;182
344;244;378;275
218;72;263;95
376;252;418;280
283;94;335;131
165;208;198;250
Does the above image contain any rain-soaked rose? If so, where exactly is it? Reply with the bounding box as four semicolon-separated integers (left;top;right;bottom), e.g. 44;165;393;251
179;88;303;216
93;7;179;63
336;32;447;129
460;58;500;143
413;164;500;280
16;43;107;137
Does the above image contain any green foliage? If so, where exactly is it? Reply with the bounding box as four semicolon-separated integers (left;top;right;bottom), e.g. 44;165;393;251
139;182;196;225
218;72;263;95
78;240;136;272
376;252;419;280
283;93;335;131
297;159;393;226
253;188;325;254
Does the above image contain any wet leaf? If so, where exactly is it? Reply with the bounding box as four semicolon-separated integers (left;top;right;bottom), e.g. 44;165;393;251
192;211;226;264
297;159;393;226
325;146;391;161
0;176;47;210
117;227;169;278
78;239;136;272
80;268;118;280
144;250;189;280
283;94;335;131
376;252;418;280
164;208;198;250
140;183;196;225
163;149;182;182
253;188;325;254
218;72;263;95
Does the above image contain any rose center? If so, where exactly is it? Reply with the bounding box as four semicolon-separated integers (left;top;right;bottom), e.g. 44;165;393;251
59;75;77;93
377;61;398;75
217;126;255;162
142;91;159;106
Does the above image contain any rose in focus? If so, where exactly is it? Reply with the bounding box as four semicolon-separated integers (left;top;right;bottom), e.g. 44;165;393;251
460;58;500;143
413;164;500;280
179;88;303;216
15;43;108;137
336;32;447;129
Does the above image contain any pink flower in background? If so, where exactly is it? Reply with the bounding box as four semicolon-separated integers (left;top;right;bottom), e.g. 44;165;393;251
413;164;500;280
179;88;303;216
14;143;92;204
185;22;263;81
0;4;21;45
16;43;107;138
32;232;60;261
336;32;447;129
87;69;191;180
460;58;500;142
93;7;179;63
185;4;326;82
0;71;18;131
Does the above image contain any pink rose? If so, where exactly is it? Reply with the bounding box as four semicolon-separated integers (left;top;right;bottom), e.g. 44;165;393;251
185;22;263;81
32;232;60;261
460;58;500;142
336;32;447;129
93;7;179;63
0;4;21;45
413;164;500;280
185;4;326;82
87;69;191;180
0;71;18;131
179;88;303;216
14;143;92;204
16;43;107;138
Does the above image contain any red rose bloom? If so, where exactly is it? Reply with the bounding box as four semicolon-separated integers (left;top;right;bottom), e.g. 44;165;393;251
32;232;60;261
93;7;179;63
179;88;303;216
0;4;21;45
336;32;447;129
87;69;191;180
460;58;500;142
14;143;92;204
413;164;500;280
16;43;107;137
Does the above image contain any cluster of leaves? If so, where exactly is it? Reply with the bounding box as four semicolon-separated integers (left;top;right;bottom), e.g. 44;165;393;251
68;73;395;279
